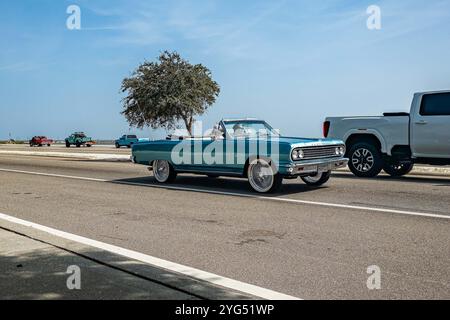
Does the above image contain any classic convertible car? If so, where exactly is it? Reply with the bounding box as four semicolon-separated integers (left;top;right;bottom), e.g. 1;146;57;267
131;119;348;193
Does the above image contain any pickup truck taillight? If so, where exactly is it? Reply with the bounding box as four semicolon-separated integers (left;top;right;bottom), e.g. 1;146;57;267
323;121;330;138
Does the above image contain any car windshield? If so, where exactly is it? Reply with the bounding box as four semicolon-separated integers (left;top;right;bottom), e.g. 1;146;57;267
223;121;279;138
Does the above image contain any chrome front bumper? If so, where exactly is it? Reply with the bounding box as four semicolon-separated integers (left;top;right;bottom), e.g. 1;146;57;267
284;157;349;176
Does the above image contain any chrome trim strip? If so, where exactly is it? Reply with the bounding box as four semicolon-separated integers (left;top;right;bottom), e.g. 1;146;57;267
289;157;348;167
284;157;349;176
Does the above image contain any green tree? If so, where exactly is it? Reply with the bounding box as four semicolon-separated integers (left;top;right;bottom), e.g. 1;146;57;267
121;51;220;136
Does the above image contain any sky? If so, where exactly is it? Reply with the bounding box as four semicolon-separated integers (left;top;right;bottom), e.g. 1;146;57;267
1;0;450;140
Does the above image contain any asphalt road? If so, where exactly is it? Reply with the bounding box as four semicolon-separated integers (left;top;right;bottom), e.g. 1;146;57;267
0;154;449;299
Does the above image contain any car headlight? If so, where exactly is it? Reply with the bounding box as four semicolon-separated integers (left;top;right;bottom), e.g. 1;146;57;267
292;148;304;160
335;146;345;156
298;149;304;159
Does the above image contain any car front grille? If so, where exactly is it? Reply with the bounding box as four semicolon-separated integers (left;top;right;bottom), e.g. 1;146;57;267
302;146;340;160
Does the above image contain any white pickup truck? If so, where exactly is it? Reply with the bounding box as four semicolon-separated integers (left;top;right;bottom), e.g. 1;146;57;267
324;90;450;177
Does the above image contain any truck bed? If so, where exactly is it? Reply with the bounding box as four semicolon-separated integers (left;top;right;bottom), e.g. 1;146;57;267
325;115;410;155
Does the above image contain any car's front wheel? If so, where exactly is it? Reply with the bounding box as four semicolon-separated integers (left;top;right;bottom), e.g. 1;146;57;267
247;158;283;193
65;141;70;148
348;142;383;177
153;160;177;183
301;171;331;186
115;143;120;148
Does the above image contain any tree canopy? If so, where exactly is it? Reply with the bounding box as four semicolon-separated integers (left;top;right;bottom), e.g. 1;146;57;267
121;51;220;136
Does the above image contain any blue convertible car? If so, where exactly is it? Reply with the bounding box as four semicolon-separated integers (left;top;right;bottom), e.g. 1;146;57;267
132;119;348;193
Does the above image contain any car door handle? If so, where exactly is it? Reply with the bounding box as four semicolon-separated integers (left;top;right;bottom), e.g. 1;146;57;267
415;121;428;125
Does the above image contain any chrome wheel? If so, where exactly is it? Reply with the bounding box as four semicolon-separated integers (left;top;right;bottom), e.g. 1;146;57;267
302;173;322;184
248;159;275;193
153;160;171;183
301;171;331;186
351;148;374;172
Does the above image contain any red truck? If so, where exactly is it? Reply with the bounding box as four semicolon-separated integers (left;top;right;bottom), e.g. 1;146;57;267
29;136;54;147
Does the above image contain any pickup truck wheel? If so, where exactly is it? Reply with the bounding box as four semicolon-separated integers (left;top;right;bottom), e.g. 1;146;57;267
301;171;331;186
348;142;383;177
153;160;177;183
65;141;70;148
383;162;414;177
247;158;283;193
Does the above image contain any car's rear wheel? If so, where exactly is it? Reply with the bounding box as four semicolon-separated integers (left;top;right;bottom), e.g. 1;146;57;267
301;171;331;186
383;162;414;177
348;142;383;177
75;141;81;148
153;160;177;183
47;144;51;147
247;158;283;193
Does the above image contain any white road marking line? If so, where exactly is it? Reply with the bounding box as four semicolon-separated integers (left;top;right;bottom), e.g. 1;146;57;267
1;167;449;220
0;168;106;182
0;150;129;161
0;212;299;300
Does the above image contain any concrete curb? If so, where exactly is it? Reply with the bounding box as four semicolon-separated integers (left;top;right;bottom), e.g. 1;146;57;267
0;215;260;300
337;166;450;177
409;166;450;177
0;150;130;162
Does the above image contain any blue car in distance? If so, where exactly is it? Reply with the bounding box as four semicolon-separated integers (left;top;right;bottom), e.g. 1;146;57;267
115;134;139;148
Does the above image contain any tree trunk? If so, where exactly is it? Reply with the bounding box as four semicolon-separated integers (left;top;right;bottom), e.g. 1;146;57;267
183;116;193;136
